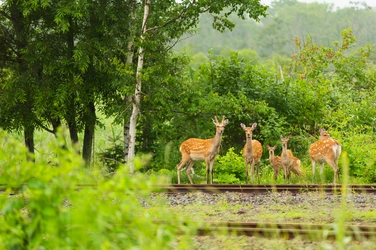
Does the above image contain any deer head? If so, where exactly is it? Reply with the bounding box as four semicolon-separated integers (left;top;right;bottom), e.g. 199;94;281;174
266;145;277;156
213;116;228;135
319;128;331;140
241;123;257;139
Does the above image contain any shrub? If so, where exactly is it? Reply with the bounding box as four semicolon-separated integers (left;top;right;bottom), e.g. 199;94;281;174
0;130;196;249
98;135;124;174
214;147;245;184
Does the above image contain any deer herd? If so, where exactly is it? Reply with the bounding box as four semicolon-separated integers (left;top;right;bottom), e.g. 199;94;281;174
177;116;342;185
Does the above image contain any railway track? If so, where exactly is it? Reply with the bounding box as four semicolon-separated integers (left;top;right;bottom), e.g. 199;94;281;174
155;184;376;194
2;183;376;240
197;221;376;240
2;183;376;194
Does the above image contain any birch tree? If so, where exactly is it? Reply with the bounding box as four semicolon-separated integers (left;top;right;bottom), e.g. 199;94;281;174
125;0;268;173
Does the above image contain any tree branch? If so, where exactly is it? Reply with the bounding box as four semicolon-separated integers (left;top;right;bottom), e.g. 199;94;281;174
145;0;211;33
0;10;12;21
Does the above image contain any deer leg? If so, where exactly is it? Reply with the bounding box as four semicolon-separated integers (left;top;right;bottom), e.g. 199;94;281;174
209;160;214;184
319;163;324;175
251;161;255;184
177;158;190;184
185;160;196;184
311;160;316;183
254;161;260;185
206;159;210;184
274;168;278;181
326;160;339;184
245;161;248;184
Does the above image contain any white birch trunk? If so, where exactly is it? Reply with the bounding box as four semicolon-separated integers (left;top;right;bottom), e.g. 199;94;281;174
123;40;133;165
127;0;150;174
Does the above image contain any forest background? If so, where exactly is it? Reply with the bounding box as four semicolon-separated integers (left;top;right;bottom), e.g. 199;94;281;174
1;0;376;184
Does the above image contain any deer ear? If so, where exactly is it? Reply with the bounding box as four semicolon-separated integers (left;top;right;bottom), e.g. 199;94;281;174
280;135;283;139
240;123;246;130
252;123;257;130
223;119;229;126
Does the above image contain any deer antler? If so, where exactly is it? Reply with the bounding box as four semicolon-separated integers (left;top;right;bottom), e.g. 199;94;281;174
177;115;229;184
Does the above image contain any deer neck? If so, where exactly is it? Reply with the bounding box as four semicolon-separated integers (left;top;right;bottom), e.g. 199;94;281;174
212;132;223;149
268;152;274;163
281;145;288;156
245;136;253;153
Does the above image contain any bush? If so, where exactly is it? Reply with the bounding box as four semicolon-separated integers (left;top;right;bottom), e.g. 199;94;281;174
213;147;245;184
98;135;124;174
0;130;196;249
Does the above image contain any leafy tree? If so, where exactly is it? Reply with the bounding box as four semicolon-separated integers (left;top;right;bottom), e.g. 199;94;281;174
124;0;268;173
0;0;132;164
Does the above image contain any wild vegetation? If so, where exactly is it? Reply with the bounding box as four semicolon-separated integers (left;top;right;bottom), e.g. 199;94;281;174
2;0;376;248
1;0;376;185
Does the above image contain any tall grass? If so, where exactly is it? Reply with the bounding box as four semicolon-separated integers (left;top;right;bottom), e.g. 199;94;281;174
0;129;197;249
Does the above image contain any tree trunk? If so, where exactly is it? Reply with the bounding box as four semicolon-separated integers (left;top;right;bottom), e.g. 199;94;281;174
123;39;134;164
24;126;34;161
9;1;35;158
127;0;150;174
123;96;131;163
82;101;96;165
66;18;79;146
66;96;79;145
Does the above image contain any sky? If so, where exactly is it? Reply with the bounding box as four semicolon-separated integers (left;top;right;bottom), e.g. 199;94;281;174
260;0;376;8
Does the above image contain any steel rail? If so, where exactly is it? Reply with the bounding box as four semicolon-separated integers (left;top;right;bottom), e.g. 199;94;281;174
197;221;376;240
154;184;376;194
2;184;376;194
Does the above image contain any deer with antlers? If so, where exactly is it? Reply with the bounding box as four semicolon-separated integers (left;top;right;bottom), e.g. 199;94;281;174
309;128;341;184
177;116;229;184
241;123;263;184
267;145;305;181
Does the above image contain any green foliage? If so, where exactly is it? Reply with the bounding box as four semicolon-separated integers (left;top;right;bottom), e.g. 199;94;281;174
191;52;209;69
177;1;376;58
214;148;245;184
1;0;376;185
0;130;195;249
98;135;124;175
238;48;260;64
341;128;376;183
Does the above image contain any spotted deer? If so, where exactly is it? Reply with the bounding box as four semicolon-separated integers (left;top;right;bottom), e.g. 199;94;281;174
266;145;282;181
309;128;341;184
291;155;305;177
241;123;263;184
177;116;229;184
280;135;295;182
267;145;305;181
